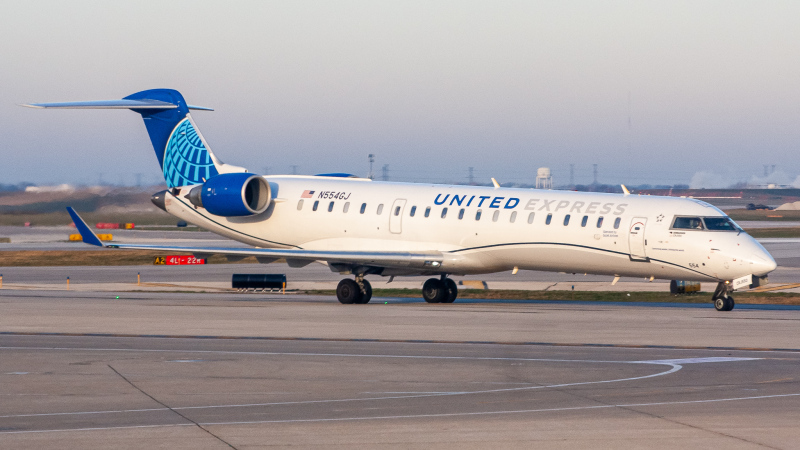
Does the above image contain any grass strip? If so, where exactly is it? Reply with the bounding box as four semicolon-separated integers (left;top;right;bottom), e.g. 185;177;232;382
745;228;800;238
304;289;800;305
0;250;263;266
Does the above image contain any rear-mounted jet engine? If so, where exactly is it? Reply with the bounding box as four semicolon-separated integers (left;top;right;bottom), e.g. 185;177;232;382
186;173;271;216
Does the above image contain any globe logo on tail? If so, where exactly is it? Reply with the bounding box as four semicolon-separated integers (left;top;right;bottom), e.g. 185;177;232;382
163;118;219;188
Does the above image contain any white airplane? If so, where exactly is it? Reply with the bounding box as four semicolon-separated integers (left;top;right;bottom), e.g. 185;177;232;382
24;89;776;311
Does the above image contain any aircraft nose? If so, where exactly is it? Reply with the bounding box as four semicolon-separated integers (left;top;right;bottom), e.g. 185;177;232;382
750;249;777;276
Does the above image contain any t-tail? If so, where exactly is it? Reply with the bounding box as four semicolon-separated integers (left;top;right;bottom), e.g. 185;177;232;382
23;89;246;188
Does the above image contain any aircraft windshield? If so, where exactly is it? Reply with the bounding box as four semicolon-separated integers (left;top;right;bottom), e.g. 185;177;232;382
671;216;741;232
703;217;740;231
672;217;704;230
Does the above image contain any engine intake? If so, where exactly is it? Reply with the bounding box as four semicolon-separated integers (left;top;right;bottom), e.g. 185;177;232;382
188;173;271;216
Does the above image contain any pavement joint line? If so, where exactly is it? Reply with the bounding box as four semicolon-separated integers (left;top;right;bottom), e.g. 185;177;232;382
4;392;800;434
2;331;799;352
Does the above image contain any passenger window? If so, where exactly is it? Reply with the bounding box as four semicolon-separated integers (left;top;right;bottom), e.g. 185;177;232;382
360;203;367;214
410;206;416;217
343;202;350;213
328;201;334;212
394;206;401;216
527;212;535;224
475;209;482;221
377;204;384;215
492;210;500;222
458;208;465;220
673;217;703;230
614;217;621;229
313;200;319;211
581;215;588;227
297;199;304;210
596;216;603;228
425;207;431;218
546;213;552;225
441;207;448;218
510;211;517;223
563;214;570;226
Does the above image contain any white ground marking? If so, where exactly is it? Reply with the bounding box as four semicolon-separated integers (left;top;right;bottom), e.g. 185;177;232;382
633;357;761;365
0;347;764;425
0;364;681;419
3;392;800;434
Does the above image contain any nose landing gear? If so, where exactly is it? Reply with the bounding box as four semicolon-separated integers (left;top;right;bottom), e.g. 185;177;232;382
712;282;735;311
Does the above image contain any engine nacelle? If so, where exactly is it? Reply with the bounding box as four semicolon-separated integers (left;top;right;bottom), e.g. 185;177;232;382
187;173;271;216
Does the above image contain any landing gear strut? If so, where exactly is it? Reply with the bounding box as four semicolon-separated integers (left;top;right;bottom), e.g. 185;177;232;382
336;276;372;304
422;275;458;303
712;282;735;311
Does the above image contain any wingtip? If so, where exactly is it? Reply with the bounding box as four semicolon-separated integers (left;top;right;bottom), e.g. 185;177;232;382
66;207;105;247
19;103;43;109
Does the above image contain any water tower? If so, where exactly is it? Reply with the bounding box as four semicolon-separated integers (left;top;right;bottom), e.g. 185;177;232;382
536;167;552;189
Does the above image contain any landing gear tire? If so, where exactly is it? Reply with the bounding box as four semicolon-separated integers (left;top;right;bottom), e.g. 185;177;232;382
337;279;362;304
356;279;372;304
712;282;735;312
714;295;735;312
443;278;458;303
422;278;447;303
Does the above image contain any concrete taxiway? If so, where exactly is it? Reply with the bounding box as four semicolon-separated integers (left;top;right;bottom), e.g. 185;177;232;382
0;292;799;448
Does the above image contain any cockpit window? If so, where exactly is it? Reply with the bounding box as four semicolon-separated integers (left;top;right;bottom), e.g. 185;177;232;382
672;217;704;230
703;217;740;231
672;216;741;232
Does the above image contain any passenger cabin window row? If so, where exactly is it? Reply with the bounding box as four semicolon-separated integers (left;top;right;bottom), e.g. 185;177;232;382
296;199;624;230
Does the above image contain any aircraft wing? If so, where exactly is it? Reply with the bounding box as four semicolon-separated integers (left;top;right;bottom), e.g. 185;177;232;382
66;207;445;271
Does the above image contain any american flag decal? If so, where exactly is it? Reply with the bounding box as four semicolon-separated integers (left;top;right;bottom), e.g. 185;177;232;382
301;190;315;198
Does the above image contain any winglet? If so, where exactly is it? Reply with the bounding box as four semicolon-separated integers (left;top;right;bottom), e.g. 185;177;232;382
491;178;500;189
621;184;630;196
66;207;105;247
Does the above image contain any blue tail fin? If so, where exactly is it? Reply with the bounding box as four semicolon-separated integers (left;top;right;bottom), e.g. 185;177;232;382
124;89;220;188
24;89;235;189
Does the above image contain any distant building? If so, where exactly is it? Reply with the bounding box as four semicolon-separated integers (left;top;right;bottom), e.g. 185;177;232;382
535;167;552;189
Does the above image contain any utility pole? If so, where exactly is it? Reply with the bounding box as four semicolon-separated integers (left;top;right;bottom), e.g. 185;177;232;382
135;173;142;187
592;164;598;185
569;164;575;187
381;164;389;181
368;154;375;180
468;167;474;185
290;165;298;175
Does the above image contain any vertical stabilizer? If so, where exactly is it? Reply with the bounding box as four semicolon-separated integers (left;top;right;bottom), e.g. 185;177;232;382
124;89;221;188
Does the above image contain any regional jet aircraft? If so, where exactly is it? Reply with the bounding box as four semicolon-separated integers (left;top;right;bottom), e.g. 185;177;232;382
24;89;777;310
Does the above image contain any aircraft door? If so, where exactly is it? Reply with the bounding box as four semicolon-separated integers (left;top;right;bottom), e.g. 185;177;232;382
389;199;407;234
628;217;648;261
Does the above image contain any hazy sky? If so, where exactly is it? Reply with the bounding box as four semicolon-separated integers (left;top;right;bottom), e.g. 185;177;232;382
2;1;799;187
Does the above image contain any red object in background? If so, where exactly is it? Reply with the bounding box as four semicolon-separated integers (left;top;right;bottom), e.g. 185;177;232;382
24;222;31;227
95;223;120;229
161;255;206;265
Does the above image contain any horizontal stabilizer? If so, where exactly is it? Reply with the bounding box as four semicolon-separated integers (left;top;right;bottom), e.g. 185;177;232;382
21;100;212;111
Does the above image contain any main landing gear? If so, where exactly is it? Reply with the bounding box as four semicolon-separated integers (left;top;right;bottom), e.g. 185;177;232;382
336;276;372;304
335;274;458;304
712;281;735;311
422;275;457;303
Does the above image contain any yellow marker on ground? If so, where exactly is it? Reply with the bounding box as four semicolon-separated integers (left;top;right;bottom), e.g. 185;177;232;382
70;234;112;241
